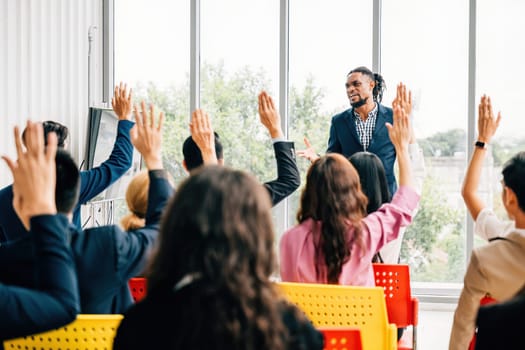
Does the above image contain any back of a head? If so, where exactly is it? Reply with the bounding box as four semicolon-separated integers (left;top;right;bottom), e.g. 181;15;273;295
349;152;391;214
182;132;224;171
348;66;386;103
55;149;81;214
22;120;69;148
121;170;149;231
146;166;289;349
502;151;525;212
298;153;368;283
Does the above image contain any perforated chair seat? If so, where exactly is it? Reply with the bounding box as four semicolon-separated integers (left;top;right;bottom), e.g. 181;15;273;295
3;314;123;350
128;277;147;303
277;282;397;350
373;263;419;350
319;327;363;350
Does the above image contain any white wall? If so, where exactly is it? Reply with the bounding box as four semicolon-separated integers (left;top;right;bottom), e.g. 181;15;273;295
0;0;104;187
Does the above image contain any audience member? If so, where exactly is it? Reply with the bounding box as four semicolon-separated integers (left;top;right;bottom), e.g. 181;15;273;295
449;95;525;350
120;170;149;231
474;291;525;350
0;122;79;344
297;83;425;265
182;91;301;206
298;66;397;195
113;165;323;350
0;102;172;314
280;102;419;286
0;82;135;243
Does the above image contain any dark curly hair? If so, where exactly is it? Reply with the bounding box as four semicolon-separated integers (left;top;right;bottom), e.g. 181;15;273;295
146;165;290;350
297;153;368;284
348;66;386;103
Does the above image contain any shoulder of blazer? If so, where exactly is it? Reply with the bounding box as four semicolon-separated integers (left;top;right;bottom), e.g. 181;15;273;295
332;108;353;123
377;103;393;119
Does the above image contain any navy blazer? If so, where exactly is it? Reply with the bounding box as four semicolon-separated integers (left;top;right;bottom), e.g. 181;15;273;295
0;214;79;344
327;103;397;195
0;170;172;315
0;120;133;244
265;141;301;207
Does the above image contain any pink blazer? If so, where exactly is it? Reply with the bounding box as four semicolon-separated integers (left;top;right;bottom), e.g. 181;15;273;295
279;186;420;286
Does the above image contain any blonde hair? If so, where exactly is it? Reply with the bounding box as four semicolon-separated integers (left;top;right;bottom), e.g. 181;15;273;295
121;170;149;231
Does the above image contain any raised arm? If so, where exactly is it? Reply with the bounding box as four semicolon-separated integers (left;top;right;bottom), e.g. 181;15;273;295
461;95;501;220
76;82;135;215
386;103;414;190
393;82;425;194
0;121;79;340
190;109;218;166
257;91;301;206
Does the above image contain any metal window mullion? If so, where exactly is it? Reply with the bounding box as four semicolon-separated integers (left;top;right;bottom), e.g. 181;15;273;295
190;0;200;115
277;0;290;232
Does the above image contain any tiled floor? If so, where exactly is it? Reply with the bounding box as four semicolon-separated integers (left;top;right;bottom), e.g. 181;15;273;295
417;302;456;350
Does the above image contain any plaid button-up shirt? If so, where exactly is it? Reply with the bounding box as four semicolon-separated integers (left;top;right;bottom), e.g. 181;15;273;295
353;103;378;151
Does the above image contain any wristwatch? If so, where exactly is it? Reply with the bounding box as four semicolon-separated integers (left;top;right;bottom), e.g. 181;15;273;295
474;140;488;149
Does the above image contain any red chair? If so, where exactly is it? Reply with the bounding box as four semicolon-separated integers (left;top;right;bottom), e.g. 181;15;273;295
468;295;497;350
373;263;418;350
128;277;147;302
319;327;363;350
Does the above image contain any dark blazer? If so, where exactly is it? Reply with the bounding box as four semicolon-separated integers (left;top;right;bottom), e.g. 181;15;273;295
327;104;397;195
0;120;134;244
265;141;301;207
113;282;323;350
474;292;525;350
0;214;79;344
0;170;172;315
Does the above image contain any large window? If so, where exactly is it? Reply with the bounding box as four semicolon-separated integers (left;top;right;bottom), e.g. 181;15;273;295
476;0;525;241
382;0;469;283
288;0;373;230
109;0;521;294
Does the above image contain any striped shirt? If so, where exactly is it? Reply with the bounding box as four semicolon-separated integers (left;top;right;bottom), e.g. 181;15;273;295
353;103;378;151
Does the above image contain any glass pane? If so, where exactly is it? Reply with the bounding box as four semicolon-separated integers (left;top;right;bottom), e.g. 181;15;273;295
288;0;373;229
382;0;469;283
200;0;280;228
476;0;525;246
114;0;190;224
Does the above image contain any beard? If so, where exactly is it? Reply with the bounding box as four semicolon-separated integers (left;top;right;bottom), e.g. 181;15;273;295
350;96;368;109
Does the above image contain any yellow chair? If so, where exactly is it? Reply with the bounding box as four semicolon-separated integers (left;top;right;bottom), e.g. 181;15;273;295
3;314;123;350
277;282;397;350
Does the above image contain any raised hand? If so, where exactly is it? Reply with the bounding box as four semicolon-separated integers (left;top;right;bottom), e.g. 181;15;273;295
392;82;412;117
258;91;284;139
296;137;320;162
477;95;501;144
190;109;217;165
131;101;164;170
386;104;411;152
2;121;58;230
112;82;133;120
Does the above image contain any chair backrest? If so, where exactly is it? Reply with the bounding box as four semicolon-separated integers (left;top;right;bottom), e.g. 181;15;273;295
468;296;497;350
3;314;123;350
277;282;397;350
128;277;147;303
373;263;415;328
319;327;363;350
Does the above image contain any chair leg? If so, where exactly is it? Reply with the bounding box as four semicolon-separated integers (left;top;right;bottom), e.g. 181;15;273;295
413;325;417;350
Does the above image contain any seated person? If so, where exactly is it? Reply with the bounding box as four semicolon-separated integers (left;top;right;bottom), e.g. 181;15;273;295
474;291;525;350
182;91;300;207
0;122;79;343
0;102;173;314
348;82;425;264
121;170;149;231
449;95;525;350
280;102;419;286
113;165;323;350
0;83;135;242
